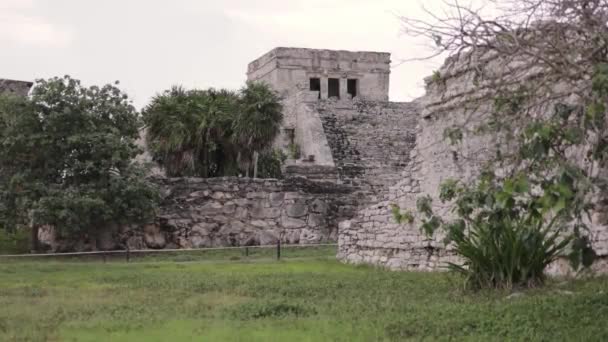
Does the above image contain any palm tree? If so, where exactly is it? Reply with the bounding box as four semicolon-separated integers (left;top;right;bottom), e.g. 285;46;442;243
233;82;283;177
142;86;239;177
142;82;282;178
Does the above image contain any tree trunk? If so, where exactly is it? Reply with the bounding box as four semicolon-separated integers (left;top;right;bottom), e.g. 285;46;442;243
30;225;39;253
202;134;209;178
253;151;259;178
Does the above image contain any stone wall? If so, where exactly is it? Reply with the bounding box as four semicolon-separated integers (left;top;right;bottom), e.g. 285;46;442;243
146;176;354;249
40;176;355;252
338;52;608;273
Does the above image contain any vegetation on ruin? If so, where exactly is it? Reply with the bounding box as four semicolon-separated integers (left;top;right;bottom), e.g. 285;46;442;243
0;76;159;250
257;149;287;179
397;0;608;289
288;142;301;159
142;81;283;178
1;256;607;341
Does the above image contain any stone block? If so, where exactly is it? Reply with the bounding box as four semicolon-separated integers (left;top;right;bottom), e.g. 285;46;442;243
189;190;209;198
223;202;236;214
284;192;301;200
191;222;218;236
198;201;224;215
190;235;212;248
299;228;322;243
269;192;285;206
307;214;325;227
251;206;281;219
281;216;307;229
257;231;279;245
246;192;267;199
310;199;328;214
285;202;308;217
143;224;166;249
234;207;248;219
284;229;301;244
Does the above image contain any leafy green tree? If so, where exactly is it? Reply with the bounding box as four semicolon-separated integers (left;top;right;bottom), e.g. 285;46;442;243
0;76;159;251
142;82;283;178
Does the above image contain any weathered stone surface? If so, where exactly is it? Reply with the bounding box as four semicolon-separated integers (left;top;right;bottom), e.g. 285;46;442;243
250;206;281;219
198;202;224;215
223;202;236;214
190;235;211;248
283;230;300;244
269;192;285;205
299;228;322;243
192;222;217;236
307;214;325;228
126;235;146;250
285;202;308;217
143;224;166;249
257;231;279;245
281;216;307;229
310;199;328;214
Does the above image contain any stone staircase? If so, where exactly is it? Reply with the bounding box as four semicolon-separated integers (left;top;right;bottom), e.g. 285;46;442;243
316;99;419;205
283;164;339;183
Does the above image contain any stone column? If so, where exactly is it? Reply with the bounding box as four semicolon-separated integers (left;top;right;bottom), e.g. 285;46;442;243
320;76;328;100
340;77;348;100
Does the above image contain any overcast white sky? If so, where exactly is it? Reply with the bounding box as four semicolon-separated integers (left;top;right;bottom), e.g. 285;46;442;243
1;0;456;108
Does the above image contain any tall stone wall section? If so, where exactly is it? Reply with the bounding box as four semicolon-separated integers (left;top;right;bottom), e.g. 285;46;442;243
316;100;418;205
338;53;608;272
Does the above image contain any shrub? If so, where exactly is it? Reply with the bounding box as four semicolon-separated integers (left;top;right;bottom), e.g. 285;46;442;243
257;149;287;179
0;229;30;254
288;143;301;159
416;170;595;290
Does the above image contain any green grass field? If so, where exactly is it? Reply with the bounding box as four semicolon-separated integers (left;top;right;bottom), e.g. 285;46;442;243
1;249;607;341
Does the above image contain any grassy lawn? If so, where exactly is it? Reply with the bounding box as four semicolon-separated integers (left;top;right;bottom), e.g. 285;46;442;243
1;251;607;341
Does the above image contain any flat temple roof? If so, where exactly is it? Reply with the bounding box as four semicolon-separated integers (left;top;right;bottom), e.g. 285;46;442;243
248;47;391;74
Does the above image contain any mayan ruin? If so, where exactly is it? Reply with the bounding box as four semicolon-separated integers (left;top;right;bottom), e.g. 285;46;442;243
2;1;608;339
7;45;607;273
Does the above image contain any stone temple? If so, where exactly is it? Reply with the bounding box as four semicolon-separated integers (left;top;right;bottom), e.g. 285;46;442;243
247;47;417;202
247;47;391;102
0;79;33;97
248;46;608;274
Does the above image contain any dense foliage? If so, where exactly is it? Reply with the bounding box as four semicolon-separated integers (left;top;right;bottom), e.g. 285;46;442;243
0;76;159;249
142;81;283;177
0;229;29;254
